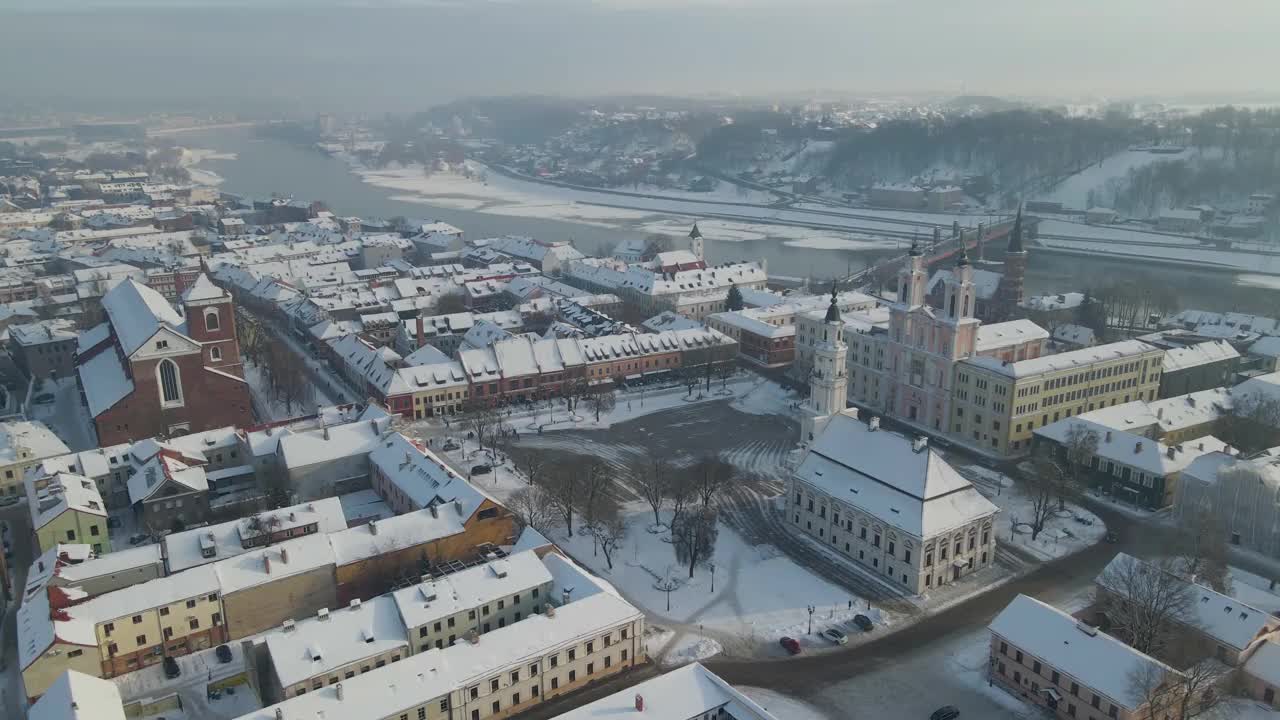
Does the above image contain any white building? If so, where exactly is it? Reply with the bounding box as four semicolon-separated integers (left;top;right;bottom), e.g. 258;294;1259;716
787;408;999;594
549;663;779;720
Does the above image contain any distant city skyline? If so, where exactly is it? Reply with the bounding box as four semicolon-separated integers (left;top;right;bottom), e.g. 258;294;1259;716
2;0;1278;112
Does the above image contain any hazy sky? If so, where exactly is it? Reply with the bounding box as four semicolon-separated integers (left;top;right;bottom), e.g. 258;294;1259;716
2;0;1277;112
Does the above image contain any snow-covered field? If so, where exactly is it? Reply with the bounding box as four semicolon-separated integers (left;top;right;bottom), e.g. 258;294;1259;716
1037;148;1196;210
961;465;1107;562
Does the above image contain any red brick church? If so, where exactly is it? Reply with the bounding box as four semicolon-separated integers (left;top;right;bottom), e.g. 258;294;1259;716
77;274;254;445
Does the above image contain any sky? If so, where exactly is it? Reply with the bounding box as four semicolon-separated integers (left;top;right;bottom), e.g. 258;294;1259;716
2;0;1278;112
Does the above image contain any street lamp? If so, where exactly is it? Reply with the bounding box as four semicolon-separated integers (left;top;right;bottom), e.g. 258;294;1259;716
709;562;716;594
657;576;679;612
807;605;816;635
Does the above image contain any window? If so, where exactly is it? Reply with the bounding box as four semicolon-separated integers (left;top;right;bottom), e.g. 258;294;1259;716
529;663;538;676
1015;650;1023;663
160;607;170;617
212;613;221;625
133;615;143;624
418;709;426;720
510;671;519;684
512;692;521;706
163;628;173;639
568;649;576;661
1033;661;1041;674
1092;694;1101;709
491;679;499;692
205;308;221;331
622;648;629;660
186;599;197;609
136;634;147;645
469;687;478;700
1052;670;1060;685
210;346;222;362
439;700;449;712
158;359;183;407
189;619;199;630
90;525;100;536
1109;705;1118;719
492;702;500;714
999;641;1007;655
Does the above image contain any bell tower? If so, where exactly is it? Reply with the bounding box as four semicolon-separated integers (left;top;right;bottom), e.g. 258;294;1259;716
688;222;705;262
802;284;848;441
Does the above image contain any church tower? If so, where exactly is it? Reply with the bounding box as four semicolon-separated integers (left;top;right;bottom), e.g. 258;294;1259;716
995;206;1028;321
688;222;705;262
897;236;929;307
802;284;848;441
943;241;977;322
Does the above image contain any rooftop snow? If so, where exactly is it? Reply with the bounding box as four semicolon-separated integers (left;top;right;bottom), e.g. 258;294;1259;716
100;278;186;357
28;473;107;530
29;670;127;720
368;434;496;520
391;550;552;631
989;594;1177;712
265;594;409;689
328;506;466;567
164;497;347;574
0;419;71;466
213;532;336;595
793;411;998;538
549;663;778;720
181;273;225;302
964;339;1161;379
1161;340;1240;373
975;319;1049;352
76;350;134;417
1034;417;1229;476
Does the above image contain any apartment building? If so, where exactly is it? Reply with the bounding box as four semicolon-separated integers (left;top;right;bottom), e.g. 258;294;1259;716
238;555;645;720
7;318;78;380
0;419;71;497
29;544;164;600
27;473;110;554
27;670;126;720
392;552;554;655
957;340;1165;456
162;497;348;574
989;594;1181;720
787;409;1000;594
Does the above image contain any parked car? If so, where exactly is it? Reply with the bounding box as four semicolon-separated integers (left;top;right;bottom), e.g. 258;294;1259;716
930;705;960;720
820;628;848;645
0;495;20;507
441;440;460;451
779;636;801;655
851;614;874;632
163;656;181;679
215;644;233;664
32;393;54;404
470;464;492;476
129;533;149;546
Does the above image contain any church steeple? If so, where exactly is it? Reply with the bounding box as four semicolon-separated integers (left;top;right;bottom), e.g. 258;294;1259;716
909;233;922;257
1007;205;1025;254
956;238;971;267
688;222;705;261
824;281;841;323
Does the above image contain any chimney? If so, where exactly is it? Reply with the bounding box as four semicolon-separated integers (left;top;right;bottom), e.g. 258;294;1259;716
912;437;928;453
289;512;296;522
1157;408;1163;419
336;683;344;701
869;416;880;431
349;598;362;610
416;315;425;347
635;695;644;712
282;619;296;633
562;588;572;605
1104;431;1112;443
1134;441;1143;454
280;547;289;564
429;504;438;519
368;520;378;535
318;608;330;621
275;709;284;720
1167;446;1176;459
545;603;556;617
264;555;271;574
323;425;330;440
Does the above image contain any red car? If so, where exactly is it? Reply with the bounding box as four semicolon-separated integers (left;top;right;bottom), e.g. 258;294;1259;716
779;636;801;655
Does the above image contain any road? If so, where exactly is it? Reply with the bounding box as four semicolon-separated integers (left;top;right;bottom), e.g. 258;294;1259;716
28;377;96;452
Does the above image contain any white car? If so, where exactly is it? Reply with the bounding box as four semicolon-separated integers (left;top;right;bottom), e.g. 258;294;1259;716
821;628;848;645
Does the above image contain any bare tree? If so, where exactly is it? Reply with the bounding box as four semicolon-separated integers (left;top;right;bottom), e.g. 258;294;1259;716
1061;423;1100;511
588;499;627;571
1024;457;1061;541
693;455;733;510
671;507;719;579
544;463;581;537
1219;393;1280;453
1096;553;1193;657
563;377;589;414
1178;508;1231;594
579;460;615;554
667;467;694;530
715;360;736;391
1130;657;1229;720
507;485;558;534
683;367;700;398
634;458;669;527
268;343;313;416
584;387;617;422
463;401;503;455
435;291;468;315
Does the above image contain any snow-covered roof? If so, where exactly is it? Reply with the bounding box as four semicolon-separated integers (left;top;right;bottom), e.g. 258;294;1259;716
99;277;186;356
212;532;335;595
28;472;106;530
126;454;208;506
277;413;391;471
1248;336;1280;360
7;318;78;346
69;564;221;630
1035;417;1229;476
975;319;1049;353
368;434;496;519
265;594;409;689
989;594;1177;712
964;340;1162;379
29;670;126;720
1021;292;1086;311
1245;641;1280;689
54;544;163;585
1052;323;1096;346
1098;554;1277;651
164;497;347;574
241;590;641;720
391;551;552;631
926;268;1003;300
1160;208;1203;221
181;273;225;302
328;505;467;567
641;310;704;333
1233;372;1280;407
76;348;134;418
17;574;97;670
549;663;778;720
0;419;71;467
404;343;451;366
1162;340;1239;373
793;411;998;538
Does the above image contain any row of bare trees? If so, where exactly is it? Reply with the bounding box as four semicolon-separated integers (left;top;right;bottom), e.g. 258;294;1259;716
238;312;314;416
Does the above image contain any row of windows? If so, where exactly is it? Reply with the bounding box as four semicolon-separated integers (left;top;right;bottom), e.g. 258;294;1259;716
996;641;1119;719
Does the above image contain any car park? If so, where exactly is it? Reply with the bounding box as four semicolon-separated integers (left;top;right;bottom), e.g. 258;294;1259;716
821;628;848;645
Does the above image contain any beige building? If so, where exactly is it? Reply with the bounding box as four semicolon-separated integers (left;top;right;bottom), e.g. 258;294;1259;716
990;594;1182;720
957;340;1165;456
0;419;71;497
787;409;999;594
27;472;110;554
548;662;780;720
237;553;645;720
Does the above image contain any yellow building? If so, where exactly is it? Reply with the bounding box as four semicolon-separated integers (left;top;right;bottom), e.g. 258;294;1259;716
953;340;1165;456
0;419;71;497
27;472;110;554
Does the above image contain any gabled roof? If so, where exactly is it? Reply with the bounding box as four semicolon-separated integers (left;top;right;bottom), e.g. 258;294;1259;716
100;278;186;356
126;454;208;506
265;594;409;689
28;473;107;531
29;670;126;720
367;434;497;521
181;272;225;302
